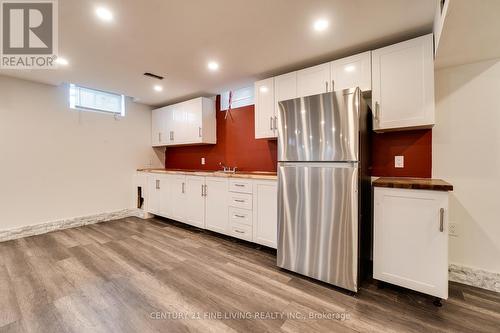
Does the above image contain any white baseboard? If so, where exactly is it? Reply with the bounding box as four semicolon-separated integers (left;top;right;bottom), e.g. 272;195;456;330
0;208;148;242
449;264;500;293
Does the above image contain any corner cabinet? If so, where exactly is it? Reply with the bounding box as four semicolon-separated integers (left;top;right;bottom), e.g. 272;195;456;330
372;34;435;131
373;187;449;299
151;97;216;147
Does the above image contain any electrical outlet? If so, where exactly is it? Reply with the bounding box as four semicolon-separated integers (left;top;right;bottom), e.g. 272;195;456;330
395;155;404;168
201;157;206;165
449;222;459;237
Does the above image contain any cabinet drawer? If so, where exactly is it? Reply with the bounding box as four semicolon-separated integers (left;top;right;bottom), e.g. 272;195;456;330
230;222;253;242
229;207;252;226
229;193;252;210
229;179;253;194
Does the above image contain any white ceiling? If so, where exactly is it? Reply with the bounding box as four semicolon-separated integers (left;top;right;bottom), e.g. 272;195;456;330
0;0;436;106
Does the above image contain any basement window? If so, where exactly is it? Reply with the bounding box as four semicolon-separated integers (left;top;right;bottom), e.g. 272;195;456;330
69;84;125;116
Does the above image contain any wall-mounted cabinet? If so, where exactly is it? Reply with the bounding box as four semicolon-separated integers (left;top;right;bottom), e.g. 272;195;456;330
372;34;435;132
255;34;436;137
254;51;372;139
151;97;216;147
331;51;371;92
254;78;276;139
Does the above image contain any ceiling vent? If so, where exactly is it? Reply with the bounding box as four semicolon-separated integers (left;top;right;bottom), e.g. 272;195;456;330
143;72;164;80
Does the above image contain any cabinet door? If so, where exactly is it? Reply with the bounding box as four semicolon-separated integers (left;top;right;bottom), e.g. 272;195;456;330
373;187;448;299
274;72;297;137
147;176;161;214
331;51;371;92
158;174;173;218
151;108;166;146
372;34;435;131
254;78;276;139
253;180;277;248
205;177;229;234
297;63;331;98
184;176;205;228
183;99;203;144
170;175;187;222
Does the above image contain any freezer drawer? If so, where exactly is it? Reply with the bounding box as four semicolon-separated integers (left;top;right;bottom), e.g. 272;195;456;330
277;162;359;292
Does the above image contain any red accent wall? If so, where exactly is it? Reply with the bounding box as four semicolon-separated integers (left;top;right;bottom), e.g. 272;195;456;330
164;96;278;172
165;96;432;178
370;129;432;178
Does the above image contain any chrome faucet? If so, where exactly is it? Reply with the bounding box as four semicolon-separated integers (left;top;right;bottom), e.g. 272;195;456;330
219;162;237;173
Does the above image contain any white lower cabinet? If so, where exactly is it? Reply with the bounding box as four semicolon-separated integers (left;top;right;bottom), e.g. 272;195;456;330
148;175;162;214
184;176;206;228
142;172;277;248
204;177;229;234
253;180;278;249
170;175;187;222
373;187;449;299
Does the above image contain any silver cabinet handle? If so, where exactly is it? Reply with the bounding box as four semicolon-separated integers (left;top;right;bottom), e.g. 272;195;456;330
439;208;444;232
202;184;207;196
156;179;160;190
270;117;273;130
234;214;246;218
234;229;245;234
172;131;175;141
235;184;245;187
169;131;173;141
331;80;335;92
201;184;204;196
234;199;245;203
158;133;161;142
325;81;328;92
181;182;185;194
375;102;380;121
273;116;278;130
198;127;202;138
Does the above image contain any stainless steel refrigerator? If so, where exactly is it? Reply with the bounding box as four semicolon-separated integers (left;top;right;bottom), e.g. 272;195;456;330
277;87;371;293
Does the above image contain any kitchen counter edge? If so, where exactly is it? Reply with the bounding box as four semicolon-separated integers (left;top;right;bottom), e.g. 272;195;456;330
137;169;277;180
373;177;453;192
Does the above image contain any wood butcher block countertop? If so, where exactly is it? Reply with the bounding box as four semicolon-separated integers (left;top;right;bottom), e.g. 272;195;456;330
373;177;453;192
137;168;277;180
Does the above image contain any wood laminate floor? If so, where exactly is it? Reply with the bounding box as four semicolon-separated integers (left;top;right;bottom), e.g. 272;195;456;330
0;217;499;333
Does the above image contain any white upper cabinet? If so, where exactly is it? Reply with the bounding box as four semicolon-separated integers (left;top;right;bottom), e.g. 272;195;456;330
254;78;276;139
331;51;371;92
152;107;167;147
297;63;331;97
372;34;435;131
151;97;216;146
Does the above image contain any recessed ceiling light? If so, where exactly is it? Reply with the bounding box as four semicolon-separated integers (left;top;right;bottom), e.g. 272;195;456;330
207;61;219;71
96;7;113;22
313;19;329;32
344;65;356;72
55;57;69;66
153;85;163;92
259;86;269;93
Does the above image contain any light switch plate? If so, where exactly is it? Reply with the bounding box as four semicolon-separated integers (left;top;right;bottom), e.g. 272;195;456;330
395;155;404;168
201;157;206;165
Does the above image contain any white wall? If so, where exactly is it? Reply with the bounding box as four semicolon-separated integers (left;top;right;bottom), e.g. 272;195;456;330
0;76;163;231
434;59;500;274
